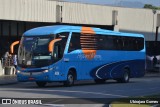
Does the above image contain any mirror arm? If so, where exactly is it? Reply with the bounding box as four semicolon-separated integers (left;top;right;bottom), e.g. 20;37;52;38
48;38;62;53
10;41;20;54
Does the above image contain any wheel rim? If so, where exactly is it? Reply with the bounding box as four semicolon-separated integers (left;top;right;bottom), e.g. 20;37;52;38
68;74;73;84
124;72;129;81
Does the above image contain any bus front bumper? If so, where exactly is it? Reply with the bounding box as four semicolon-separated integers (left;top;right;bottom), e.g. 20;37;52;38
16;70;66;82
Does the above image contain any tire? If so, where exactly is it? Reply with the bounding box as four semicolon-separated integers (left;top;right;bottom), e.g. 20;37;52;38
117;69;130;83
94;79;106;84
64;71;75;87
36;81;47;87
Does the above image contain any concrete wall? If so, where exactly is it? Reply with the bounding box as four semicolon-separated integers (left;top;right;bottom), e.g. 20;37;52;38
0;0;57;22
59;2;113;25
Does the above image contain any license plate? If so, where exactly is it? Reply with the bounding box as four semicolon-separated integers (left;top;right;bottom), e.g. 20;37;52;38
29;77;35;80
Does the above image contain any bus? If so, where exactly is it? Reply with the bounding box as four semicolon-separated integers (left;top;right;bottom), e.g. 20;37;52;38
15;25;145;87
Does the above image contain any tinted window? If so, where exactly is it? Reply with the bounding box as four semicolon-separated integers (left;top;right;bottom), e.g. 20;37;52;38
97;35;144;51
97;36;114;50
57;32;69;55
68;32;144;52
68;33;81;52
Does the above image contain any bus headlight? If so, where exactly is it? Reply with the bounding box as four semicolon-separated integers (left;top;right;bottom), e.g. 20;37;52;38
43;70;49;73
17;70;21;73
43;66;57;73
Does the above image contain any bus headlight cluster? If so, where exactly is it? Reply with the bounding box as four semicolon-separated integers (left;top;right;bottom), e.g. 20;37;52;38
43;70;49;73
49;66;57;71
42;66;57;73
17;70;21;73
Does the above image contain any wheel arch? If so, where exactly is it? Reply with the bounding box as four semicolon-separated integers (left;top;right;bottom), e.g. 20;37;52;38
68;67;77;80
124;66;131;77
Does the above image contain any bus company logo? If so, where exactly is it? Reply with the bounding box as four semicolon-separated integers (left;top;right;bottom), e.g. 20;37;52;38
77;53;102;60
81;27;97;60
81;50;96;60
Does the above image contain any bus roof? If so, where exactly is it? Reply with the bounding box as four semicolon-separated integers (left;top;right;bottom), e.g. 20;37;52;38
24;25;144;38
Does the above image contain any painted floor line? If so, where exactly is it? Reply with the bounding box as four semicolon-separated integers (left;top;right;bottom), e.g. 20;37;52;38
0;88;128;97
42;104;64;107
115;87;160;92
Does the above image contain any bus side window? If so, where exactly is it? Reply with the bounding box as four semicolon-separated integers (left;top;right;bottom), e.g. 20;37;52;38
129;38;134;51
98;35;108;50
56;32;69;54
58;43;63;59
117;37;123;50
138;38;144;50
53;42;62;62
132;38;137;50
53;44;58;61
112;37;118;50
136;39;139;50
107;36;114;50
123;37;129;50
68;33;81;53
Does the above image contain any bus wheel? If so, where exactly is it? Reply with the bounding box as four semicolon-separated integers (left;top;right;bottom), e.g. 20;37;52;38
64;71;75;87
36;82;47;87
117;69;130;83
94;79;106;84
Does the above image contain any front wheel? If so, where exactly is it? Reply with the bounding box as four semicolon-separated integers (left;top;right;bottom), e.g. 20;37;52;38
63;71;75;87
36;82;47;87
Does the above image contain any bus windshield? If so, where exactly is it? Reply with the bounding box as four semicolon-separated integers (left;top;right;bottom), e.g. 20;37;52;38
18;35;54;68
18;32;69;68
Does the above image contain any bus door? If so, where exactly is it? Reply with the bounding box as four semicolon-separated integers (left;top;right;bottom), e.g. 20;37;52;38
49;32;69;80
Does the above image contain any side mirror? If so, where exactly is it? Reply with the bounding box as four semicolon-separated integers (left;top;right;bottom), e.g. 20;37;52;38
10;41;20;54
48;38;62;53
